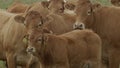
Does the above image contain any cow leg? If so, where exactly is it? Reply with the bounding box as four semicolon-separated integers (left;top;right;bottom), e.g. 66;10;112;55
109;50;119;68
89;59;101;68
55;63;70;68
6;53;16;68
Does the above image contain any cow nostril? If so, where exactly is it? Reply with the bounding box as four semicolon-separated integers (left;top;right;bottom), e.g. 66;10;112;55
73;23;85;30
27;47;35;53
30;47;34;51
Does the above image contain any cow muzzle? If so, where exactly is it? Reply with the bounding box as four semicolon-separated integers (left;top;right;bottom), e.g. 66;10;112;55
73;22;85;30
26;46;36;54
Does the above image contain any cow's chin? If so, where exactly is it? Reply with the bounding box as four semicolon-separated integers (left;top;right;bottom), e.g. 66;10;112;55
28;51;38;56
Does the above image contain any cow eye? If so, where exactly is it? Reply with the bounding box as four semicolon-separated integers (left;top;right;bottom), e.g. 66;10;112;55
59;8;63;10
87;9;91;15
37;22;43;27
37;38;42;43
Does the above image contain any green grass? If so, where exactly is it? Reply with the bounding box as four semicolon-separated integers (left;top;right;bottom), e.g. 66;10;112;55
0;61;6;68
0;0;112;9
0;0;44;9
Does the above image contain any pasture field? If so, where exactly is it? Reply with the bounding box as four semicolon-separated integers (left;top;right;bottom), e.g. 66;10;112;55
0;0;112;68
0;0;112;9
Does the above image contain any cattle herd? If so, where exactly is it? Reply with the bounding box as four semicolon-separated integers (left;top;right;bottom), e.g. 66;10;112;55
0;0;120;68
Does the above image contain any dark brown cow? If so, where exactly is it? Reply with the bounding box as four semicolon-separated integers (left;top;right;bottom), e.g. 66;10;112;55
7;2;29;13
0;9;40;68
26;29;102;68
111;0;120;6
75;0;120;68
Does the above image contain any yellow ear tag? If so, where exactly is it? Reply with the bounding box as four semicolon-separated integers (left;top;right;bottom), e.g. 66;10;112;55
23;38;28;44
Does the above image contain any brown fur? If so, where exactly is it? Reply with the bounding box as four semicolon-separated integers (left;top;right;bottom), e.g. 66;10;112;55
27;29;102;68
0;9;40;68
48;0;65;13
64;0;78;10
7;2;29;13
111;0;120;6
75;0;120;68
47;0;77;33
14;10;73;35
25;2;50;18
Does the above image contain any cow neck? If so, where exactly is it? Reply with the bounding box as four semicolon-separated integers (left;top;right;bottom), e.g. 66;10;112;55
38;33;54;65
38;33;47;64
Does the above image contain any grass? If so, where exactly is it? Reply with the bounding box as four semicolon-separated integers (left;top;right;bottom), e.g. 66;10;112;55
0;0;112;68
0;61;6;68
0;0;112;9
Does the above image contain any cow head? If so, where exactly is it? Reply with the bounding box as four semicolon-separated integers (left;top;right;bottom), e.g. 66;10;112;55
14;10;54;35
41;1;50;8
48;0;65;13
14;11;43;33
111;0;120;6
75;0;101;26
26;28;52;55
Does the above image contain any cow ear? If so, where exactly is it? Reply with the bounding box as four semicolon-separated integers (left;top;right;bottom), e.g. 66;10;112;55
41;1;50;8
92;3;101;12
14;15;25;24
64;3;75;10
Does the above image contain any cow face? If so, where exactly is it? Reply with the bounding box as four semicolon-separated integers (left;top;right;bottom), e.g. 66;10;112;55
14;11;45;34
75;0;101;25
26;29;51;56
48;0;65;13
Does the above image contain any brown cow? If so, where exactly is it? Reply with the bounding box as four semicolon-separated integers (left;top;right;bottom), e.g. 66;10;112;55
48;0;77;30
75;0;120;68
7;2;29;13
26;28;101;68
111;0;120;6
0;9;40;68
13;0;76;35
14;10;73;35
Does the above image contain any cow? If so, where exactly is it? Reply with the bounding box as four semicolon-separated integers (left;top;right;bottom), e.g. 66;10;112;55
48;0;77;30
0;9;40;68
14;10;73;35
7;2;29;13
75;0;120;68
26;28;102;68
110;0;120;6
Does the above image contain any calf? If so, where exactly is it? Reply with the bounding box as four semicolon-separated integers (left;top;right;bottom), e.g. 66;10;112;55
75;0;120;68
0;9;40;68
27;28;102;68
14;10;72;35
